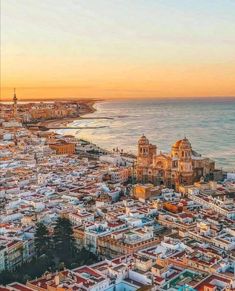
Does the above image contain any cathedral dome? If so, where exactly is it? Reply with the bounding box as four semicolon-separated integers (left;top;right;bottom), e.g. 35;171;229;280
172;138;191;149
138;134;149;145
179;137;191;150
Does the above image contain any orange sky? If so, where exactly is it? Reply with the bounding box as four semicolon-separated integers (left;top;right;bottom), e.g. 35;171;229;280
1;0;235;100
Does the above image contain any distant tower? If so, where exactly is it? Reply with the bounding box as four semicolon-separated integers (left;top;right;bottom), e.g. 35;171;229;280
76;103;80;115
13;88;18;118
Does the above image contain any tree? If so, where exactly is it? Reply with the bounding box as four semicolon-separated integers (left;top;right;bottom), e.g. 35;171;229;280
77;247;99;265
0;270;15;285
53;217;76;265
34;222;52;257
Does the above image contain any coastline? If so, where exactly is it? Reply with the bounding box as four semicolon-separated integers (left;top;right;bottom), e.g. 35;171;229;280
35;100;97;128
29;99;234;171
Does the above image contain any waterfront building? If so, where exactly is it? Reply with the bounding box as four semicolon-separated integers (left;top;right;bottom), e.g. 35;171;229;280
136;135;215;189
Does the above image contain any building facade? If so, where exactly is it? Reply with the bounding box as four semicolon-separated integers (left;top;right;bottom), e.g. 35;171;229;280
49;141;76;155
135;135;215;189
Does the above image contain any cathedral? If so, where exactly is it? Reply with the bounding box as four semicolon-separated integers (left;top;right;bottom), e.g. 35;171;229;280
135;135;215;189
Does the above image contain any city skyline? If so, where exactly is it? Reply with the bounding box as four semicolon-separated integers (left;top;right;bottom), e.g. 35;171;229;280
1;0;235;100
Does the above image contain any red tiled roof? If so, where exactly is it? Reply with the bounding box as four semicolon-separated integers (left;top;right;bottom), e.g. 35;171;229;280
10;283;34;291
73;266;101;278
195;275;231;291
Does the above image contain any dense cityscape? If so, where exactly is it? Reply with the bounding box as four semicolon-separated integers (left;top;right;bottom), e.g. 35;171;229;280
0;94;234;291
2;0;235;290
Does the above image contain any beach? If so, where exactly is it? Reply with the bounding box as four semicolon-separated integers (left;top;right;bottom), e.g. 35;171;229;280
35;100;97;128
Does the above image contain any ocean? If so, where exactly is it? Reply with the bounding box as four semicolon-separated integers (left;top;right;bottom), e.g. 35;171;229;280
58;98;235;171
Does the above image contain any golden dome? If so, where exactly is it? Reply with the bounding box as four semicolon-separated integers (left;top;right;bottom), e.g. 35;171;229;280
172;137;191;149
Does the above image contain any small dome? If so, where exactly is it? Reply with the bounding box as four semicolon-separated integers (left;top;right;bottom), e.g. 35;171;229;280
179;137;191;149
138;134;149;145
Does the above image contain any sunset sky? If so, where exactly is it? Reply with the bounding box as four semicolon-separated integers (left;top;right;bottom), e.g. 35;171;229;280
1;0;235;100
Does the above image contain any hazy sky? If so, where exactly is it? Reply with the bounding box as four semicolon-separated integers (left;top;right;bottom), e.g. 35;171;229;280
1;0;235;99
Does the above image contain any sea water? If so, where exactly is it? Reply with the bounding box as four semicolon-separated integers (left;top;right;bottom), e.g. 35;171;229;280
58;98;235;171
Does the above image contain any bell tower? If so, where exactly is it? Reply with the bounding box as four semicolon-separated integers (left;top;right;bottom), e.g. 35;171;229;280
137;135;156;166
136;135;157;183
178;137;193;185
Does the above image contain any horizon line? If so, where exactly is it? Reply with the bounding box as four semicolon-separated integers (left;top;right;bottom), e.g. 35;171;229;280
1;96;235;102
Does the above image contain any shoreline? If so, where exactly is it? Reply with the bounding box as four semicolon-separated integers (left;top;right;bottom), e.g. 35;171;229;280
35;100;98;128
29;100;234;172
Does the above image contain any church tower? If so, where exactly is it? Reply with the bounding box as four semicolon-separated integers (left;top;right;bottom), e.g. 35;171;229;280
136;135;157;183
137;135;156;167
13;88;18;119
178;137;193;185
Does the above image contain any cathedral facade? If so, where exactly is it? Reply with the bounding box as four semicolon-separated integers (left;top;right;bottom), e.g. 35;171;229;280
135;135;215;189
